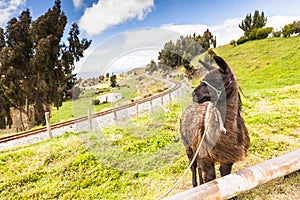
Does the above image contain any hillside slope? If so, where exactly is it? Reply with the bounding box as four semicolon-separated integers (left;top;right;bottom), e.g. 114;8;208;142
0;37;299;199
215;36;300;91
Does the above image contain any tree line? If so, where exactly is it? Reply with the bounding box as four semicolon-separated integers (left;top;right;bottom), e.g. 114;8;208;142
236;10;300;45
150;10;300;75
0;0;91;129
146;29;216;75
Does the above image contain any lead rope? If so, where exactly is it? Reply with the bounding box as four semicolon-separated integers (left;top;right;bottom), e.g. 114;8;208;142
201;79;233;105
157;103;216;200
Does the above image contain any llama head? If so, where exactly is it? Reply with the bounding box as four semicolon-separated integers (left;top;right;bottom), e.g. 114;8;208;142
192;55;235;104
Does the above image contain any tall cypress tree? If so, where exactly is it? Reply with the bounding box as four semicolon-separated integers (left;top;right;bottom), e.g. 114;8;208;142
30;0;68;125
0;10;33;130
61;23;91;99
239;10;267;37
0;0;91;128
0;27;13;129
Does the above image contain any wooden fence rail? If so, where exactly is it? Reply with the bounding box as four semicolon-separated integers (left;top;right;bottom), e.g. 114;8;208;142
164;149;300;200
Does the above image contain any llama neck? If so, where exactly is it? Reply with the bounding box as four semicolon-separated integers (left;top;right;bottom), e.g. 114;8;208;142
216;86;240;125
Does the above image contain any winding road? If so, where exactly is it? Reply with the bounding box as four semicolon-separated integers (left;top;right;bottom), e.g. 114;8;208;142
0;79;188;150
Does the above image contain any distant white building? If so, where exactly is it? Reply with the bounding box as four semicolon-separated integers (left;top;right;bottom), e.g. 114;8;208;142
98;93;122;103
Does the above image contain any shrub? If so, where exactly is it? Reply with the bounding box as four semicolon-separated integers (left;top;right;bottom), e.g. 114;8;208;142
272;30;282;37
282;24;293;37
230;40;237;46
91;99;100;105
249;28;258;40
256;27;273;39
72;86;81;100
291;20;300;34
237;36;248;45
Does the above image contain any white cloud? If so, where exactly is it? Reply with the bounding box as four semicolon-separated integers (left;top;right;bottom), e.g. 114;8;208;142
0;0;25;26
161;24;208;37
76;15;300;78
161;19;244;46
107;49;159;74
72;0;83;9
122;28;180;50
79;0;154;36
76;28;179;77
266;15;300;30
160;15;300;46
210;18;244;46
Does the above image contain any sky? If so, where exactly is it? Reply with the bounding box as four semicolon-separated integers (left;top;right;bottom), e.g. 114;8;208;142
1;0;300;78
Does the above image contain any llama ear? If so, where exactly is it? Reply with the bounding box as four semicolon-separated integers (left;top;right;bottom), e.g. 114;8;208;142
213;55;231;74
198;59;215;71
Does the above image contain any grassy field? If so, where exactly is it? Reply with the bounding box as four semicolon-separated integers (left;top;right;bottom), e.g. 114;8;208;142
50;75;166;124
0;36;300;199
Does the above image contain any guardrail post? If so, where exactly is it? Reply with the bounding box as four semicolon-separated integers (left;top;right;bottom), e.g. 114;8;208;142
114;109;117;125
136;103;139;118
45;112;52;138
169;93;172;109
88;109;92;131
161;96;164;106
150;99;153;113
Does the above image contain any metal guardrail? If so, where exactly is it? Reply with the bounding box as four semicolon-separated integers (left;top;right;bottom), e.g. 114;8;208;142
164;149;300;200
0;80;185;144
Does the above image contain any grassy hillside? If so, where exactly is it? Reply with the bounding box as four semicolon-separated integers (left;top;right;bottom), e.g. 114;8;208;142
1;37;300;199
215;36;300;92
50;74;166;124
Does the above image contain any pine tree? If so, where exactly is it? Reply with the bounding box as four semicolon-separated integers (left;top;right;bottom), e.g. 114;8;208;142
110;74;117;88
0;10;33;130
158;29;216;70
0;0;91;129
62;23;91;99
239;10;267;37
29;0;68;125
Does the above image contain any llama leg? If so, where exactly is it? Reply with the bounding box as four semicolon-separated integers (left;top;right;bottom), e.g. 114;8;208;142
200;158;216;183
198;167;204;185
220;162;234;177
191;160;198;187
186;147;197;187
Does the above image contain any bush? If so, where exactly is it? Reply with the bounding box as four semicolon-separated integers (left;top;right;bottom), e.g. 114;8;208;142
72;86;81;100
282;24;293;37
237;36;248;45
230;40;237;46
256;27;273;39
249;28;258;40
91;99;100;105
292;20;300;34
282;20;300;37
272;30;282;37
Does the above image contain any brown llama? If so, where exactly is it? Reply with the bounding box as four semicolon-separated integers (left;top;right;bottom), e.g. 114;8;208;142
180;55;250;194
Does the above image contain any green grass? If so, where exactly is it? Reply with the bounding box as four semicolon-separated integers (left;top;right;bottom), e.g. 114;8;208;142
50;82;137;124
215;36;300;92
50;76;167;124
0;100;190;199
1;36;300;199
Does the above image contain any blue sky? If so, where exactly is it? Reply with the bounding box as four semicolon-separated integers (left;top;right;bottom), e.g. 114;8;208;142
1;0;300;77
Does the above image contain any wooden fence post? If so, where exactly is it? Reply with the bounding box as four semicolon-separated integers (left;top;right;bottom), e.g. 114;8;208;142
45;112;52;138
